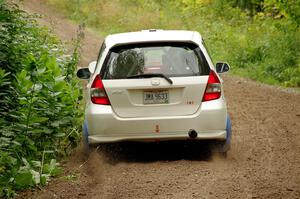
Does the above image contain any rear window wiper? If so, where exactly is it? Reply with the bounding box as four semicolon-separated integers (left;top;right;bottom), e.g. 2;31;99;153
127;73;173;84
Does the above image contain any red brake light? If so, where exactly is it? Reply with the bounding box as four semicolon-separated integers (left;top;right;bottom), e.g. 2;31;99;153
91;75;110;105
207;70;220;84
202;70;221;102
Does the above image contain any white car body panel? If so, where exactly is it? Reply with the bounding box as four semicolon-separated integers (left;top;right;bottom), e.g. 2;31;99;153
86;98;227;143
103;76;208;118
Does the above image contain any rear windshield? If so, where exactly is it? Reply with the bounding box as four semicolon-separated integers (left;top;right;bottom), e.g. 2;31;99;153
102;42;210;79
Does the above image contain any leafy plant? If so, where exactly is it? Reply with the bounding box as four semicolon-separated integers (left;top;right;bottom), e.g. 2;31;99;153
0;1;82;197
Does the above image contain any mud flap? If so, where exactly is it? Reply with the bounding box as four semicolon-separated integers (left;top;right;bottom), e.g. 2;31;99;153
83;120;90;153
223;115;232;152
211;115;231;154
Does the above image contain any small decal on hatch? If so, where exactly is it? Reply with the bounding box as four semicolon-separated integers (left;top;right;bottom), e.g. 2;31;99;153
155;125;160;133
187;101;194;105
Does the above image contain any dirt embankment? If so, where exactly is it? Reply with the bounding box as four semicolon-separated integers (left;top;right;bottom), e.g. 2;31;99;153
21;0;102;66
19;1;300;198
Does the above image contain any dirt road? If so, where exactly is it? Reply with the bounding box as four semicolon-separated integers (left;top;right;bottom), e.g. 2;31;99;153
20;1;300;198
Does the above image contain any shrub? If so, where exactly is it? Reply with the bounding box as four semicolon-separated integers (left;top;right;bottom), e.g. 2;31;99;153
0;1;82;197
45;0;300;87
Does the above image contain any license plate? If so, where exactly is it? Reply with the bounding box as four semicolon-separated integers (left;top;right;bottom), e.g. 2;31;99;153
143;90;169;104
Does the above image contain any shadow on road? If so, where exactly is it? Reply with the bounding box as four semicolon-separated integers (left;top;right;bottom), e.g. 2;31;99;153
94;141;214;165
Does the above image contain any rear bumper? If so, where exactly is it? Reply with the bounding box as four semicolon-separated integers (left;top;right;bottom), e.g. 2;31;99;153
88;130;226;143
86;98;227;144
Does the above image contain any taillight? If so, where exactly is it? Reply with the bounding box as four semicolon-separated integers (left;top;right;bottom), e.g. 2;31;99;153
90;75;110;105
202;70;221;102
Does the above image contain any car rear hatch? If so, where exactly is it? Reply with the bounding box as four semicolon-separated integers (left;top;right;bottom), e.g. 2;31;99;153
100;42;211;118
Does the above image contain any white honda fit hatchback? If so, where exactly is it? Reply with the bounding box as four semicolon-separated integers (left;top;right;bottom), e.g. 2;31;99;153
77;30;231;153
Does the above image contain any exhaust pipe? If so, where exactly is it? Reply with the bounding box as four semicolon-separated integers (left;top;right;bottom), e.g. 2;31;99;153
188;129;198;139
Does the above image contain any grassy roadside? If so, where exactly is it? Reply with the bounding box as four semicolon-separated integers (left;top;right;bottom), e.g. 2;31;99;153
45;0;300;88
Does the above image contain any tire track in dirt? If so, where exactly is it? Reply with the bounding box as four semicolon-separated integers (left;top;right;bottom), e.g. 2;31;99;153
19;1;300;199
